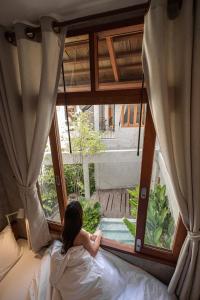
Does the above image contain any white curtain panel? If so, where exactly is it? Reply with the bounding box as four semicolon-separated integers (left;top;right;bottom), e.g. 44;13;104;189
0;17;66;251
142;0;200;299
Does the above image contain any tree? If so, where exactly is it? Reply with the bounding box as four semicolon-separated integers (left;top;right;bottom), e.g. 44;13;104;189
72;112;106;155
71;112;106;198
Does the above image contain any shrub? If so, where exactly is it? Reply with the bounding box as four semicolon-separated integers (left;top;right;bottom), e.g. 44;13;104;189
38;166;57;218
123;184;175;249
39;163;96;217
80;198;101;233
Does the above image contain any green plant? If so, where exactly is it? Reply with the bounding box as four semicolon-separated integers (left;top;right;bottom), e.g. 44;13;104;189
63;164;84;196
39;163;96;217
38;166;57;218
71;112;106;198
123;184;175;249
71;112;106;156
145;184;175;249
123;186;139;236
80;198;101;233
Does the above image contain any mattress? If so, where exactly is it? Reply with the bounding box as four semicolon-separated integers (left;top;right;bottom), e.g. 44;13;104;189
0;239;42;300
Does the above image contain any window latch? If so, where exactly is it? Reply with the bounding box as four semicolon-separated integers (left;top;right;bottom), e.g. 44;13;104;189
141;187;147;199
136;238;141;252
55;175;60;186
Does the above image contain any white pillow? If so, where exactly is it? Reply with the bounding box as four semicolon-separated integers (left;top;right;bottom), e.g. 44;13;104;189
0;225;22;281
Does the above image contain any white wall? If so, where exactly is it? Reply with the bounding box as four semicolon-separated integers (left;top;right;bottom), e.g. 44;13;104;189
94;104;145;150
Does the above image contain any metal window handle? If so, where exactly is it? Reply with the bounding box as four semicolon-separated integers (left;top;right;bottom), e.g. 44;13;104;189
136;238;141;252
141;187;147;199
55;175;60;186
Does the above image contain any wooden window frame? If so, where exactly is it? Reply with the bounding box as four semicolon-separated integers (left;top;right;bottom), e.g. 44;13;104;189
48;113;67;224
108;104;115;130
45;20;186;266
121;104;145;127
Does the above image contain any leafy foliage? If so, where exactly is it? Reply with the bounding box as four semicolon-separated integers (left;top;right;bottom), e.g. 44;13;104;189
145;184;175;249
39;164;96;217
39;111;105;220
71;112;106;155
38;166;58;218
123;184;175;249
64;164;84;195
80;198;101;233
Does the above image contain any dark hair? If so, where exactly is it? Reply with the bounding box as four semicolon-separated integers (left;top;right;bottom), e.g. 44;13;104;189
61;201;83;254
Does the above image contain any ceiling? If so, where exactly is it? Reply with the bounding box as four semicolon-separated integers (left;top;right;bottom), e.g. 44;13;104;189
0;0;147;27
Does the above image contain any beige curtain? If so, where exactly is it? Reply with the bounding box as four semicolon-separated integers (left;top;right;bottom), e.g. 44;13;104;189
142;0;200;299
0;17;66;251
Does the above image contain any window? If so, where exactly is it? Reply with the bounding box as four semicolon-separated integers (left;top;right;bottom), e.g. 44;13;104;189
121;104;145;127
59;35;91;93
97;26;143;90
55;103;145;245
43;23;186;264
144;141;178;250
38;138;61;222
99;104;115;133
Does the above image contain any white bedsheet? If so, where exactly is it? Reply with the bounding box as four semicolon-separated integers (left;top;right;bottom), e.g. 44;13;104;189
5;240;176;300
0;239;42;300
48;241;176;300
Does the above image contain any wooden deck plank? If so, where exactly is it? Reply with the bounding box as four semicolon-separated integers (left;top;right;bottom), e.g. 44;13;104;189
112;189;122;218
99;190;110;216
120;191;126;217
91;188;132;218
125;190;131;218
104;191;113;217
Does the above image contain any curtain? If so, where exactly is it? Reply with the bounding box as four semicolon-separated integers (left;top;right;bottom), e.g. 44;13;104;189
0;17;66;251
142;0;200;299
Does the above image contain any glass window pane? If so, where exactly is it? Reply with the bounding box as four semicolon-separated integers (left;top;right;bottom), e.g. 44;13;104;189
58;35;91;93
129;104;134;125
144;140;179;250
38;138;61;223
97;26;143;90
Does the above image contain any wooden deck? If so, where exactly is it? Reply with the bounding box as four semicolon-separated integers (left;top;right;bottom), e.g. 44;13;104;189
91;189;131;218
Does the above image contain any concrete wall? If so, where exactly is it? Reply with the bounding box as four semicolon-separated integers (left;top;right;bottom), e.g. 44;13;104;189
94;150;142;189
94;104;145;150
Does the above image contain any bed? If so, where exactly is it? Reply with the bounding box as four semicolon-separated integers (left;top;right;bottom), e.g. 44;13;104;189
0;238;44;300
0;227;176;300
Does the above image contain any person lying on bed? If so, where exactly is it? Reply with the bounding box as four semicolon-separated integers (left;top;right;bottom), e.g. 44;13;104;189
50;201;176;300
61;200;102;257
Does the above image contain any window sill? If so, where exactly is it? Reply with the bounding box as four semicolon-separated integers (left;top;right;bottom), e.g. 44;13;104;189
48;222;176;267
100;237;176;267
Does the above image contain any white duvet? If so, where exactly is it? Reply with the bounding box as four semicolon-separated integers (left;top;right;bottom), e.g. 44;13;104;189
30;241;176;300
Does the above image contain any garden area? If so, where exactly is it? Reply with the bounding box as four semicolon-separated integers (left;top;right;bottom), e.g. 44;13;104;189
38;110;175;250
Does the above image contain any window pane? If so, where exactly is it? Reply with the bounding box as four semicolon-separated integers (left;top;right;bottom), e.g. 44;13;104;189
121;104;146;128
56;104;146;245
97;26;143;90
144;140;179;250
129;104;134;125
58;35;91;93
38;139;61;223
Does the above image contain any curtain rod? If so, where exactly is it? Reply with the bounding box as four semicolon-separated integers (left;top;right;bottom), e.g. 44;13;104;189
5;3;149;43
4;0;182;43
